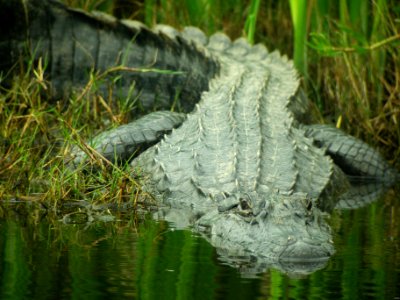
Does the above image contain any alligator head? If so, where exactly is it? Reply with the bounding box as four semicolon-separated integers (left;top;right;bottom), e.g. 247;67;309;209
189;191;334;275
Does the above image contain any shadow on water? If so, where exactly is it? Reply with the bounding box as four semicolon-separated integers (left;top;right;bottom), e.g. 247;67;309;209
0;185;399;300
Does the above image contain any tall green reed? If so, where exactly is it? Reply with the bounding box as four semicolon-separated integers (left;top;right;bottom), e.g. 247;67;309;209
289;0;308;76
244;0;261;45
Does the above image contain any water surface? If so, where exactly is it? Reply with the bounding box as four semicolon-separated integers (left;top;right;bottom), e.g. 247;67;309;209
0;187;399;299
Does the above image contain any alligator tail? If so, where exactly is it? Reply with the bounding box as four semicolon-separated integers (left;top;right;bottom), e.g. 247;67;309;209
0;0;220;112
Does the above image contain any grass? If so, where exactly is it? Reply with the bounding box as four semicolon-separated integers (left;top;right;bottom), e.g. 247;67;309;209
0;61;144;213
0;0;399;215
305;0;400;158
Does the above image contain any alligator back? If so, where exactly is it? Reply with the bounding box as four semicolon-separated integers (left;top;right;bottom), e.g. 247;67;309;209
132;43;346;212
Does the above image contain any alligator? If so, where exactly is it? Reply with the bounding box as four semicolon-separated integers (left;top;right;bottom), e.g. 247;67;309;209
1;0;398;275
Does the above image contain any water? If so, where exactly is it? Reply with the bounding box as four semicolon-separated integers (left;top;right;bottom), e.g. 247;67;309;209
0;188;399;300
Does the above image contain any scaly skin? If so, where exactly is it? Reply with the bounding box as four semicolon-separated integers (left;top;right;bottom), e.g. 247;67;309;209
0;0;219;112
1;0;398;275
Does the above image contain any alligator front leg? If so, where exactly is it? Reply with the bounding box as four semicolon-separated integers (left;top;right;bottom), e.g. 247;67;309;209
68;111;185;168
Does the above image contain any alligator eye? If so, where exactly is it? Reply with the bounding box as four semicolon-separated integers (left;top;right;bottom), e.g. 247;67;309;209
239;198;250;210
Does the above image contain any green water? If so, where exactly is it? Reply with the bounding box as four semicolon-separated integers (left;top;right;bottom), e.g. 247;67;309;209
0;188;399;300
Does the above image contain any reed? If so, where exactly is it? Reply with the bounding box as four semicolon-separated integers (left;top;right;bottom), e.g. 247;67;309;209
244;0;261;44
308;0;399;161
289;0;308;76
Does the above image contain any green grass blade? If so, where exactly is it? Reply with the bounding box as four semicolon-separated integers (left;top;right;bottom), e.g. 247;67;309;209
244;0;261;44
289;0;308;75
